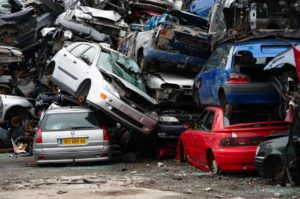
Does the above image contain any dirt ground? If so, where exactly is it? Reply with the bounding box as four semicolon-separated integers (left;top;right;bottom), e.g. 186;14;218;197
0;153;300;199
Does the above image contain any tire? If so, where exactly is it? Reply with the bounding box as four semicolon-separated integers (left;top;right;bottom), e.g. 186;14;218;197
208;152;221;175
219;90;232;118
192;87;202;111
6;110;31;128
180;143;187;162
265;158;287;185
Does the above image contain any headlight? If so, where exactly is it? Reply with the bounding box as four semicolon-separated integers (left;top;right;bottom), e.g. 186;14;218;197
146;111;159;121
255;146;260;156
63;30;73;39
159;116;179;123
103;82;119;98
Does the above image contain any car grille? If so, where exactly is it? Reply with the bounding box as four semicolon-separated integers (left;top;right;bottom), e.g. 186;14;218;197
111;107;144;129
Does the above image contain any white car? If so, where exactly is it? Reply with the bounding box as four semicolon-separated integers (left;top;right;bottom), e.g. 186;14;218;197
48;42;158;135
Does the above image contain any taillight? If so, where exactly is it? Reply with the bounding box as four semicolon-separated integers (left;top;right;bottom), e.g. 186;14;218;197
35;128;43;144
103;127;109;141
227;73;250;84
220;137;262;146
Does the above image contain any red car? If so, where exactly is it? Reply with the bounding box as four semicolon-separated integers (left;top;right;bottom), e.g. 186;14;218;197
177;107;289;174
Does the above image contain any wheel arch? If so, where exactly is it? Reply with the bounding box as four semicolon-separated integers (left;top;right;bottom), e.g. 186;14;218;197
76;79;92;97
263;154;285;179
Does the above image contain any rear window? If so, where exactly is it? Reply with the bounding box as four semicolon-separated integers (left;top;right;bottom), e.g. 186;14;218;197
41;112;101;131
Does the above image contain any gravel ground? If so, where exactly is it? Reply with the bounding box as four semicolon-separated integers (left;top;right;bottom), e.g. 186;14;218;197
0;153;300;199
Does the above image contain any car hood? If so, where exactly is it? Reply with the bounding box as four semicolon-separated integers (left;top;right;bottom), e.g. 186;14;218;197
76;6;122;22
102;70;157;105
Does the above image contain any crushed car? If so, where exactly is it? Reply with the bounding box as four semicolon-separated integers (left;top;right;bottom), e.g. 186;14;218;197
177;106;289;174
209;0;300;48
0;95;34;128
0;0;53;55
47;42;158;135
131;10;209;70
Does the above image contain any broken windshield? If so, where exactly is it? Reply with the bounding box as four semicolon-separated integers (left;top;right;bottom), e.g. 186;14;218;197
96;51;146;92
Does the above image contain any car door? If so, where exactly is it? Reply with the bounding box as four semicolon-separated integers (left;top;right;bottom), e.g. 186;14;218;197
193;110;216;168
211;45;233;105
188;110;210;162
198;45;231;105
71;46;98;93
55;44;90;94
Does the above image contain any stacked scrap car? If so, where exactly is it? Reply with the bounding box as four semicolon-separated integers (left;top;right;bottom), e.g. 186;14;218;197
48;42;158;135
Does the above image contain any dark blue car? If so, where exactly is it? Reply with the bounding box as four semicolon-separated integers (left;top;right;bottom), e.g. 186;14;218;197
193;39;300;109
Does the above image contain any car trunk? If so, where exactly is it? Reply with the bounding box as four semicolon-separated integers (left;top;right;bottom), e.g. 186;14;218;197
41;129;104;153
219;121;289;145
156;25;210;58
40;112;105;157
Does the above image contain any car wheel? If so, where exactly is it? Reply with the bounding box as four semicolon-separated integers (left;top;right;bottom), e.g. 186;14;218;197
265;157;287;185
180;143;187;162
208;152;221;175
193;87;202;111
219;90;232;118
211;159;221;175
6;110;31;128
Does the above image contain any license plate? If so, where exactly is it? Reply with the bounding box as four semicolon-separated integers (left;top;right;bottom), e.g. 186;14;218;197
59;138;87;145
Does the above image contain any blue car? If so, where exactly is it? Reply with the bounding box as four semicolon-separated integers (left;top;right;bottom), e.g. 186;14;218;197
190;0;214;19
193;39;300;109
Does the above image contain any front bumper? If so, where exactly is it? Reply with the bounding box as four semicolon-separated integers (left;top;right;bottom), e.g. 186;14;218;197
224;82;281;105
214;146;257;172
87;89;157;135
144;48;206;67
254;156;266;177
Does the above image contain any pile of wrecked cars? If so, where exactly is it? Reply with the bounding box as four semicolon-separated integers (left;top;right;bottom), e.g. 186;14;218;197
0;0;300;188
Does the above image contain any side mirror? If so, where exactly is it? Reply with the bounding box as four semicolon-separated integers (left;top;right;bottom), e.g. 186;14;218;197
81;55;91;65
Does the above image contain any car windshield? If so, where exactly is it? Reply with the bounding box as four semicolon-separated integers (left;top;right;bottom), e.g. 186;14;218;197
96;51;146;92
42;112;100;131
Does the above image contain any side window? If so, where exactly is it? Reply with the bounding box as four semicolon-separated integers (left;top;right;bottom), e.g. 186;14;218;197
192;110;215;132
203;111;215;131
70;44;90;57
192;110;208;130
80;47;97;65
204;45;232;71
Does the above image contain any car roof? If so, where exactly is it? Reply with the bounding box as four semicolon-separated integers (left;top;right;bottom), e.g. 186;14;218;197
45;106;93;114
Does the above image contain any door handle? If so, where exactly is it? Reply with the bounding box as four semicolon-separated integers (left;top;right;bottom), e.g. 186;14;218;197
63;54;67;57
73;61;77;64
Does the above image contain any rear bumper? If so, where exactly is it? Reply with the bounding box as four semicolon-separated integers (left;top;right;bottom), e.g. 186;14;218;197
33;147;111;164
214;147;257;172
224;82;281;105
144;48;206;67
